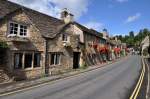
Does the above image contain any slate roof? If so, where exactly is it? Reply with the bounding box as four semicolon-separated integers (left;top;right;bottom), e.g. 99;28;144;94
23;8;64;38
74;23;104;39
0;0;104;39
0;0;64;38
58;22;104;39
0;0;20;19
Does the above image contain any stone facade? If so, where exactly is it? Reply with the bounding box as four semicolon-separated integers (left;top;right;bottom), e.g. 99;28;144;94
0;0;124;81
0;10;45;80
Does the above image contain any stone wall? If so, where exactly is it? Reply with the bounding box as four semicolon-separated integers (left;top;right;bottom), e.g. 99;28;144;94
0;10;45;79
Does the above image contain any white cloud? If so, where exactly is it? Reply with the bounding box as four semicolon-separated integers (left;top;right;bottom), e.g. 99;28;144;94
125;13;141;23
8;0;90;19
84;21;104;31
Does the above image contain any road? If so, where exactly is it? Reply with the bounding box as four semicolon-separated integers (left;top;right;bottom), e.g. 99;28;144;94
0;55;141;99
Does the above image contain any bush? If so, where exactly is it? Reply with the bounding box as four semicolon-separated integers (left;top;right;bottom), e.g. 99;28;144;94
80;62;88;69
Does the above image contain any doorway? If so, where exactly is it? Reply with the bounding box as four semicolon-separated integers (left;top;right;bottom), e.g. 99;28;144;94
0;48;7;66
73;52;80;69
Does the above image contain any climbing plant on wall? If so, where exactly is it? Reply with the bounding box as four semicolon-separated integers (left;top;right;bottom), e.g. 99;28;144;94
0;41;8;65
0;41;8;48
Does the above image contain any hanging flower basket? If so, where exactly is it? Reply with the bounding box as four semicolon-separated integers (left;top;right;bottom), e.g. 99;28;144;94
93;44;98;49
99;47;108;53
114;47;121;53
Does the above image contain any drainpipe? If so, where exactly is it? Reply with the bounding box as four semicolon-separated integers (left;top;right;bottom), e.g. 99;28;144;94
43;37;49;76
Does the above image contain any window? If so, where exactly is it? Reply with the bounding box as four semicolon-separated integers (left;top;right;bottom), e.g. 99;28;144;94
50;53;61;65
20;25;27;36
14;52;41;69
24;53;32;68
9;22;27;37
34;53;41;67
62;34;68;42
14;53;23;69
10;23;18;35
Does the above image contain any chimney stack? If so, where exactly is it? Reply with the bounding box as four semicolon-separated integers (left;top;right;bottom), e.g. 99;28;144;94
61;8;74;24
102;29;109;39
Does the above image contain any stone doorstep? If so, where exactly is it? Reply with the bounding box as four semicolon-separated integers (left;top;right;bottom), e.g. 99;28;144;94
0;56;126;95
0;71;10;84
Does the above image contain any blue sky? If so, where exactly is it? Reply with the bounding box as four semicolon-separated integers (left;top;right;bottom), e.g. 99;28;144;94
10;0;150;36
79;0;150;36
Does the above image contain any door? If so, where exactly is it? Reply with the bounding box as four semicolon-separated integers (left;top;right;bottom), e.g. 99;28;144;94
73;52;80;69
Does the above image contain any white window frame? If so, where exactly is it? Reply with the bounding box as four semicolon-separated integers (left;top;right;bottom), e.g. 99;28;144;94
19;24;28;37
8;22;28;37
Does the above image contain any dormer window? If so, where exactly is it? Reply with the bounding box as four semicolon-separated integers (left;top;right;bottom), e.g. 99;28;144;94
62;34;69;42
8;22;28;37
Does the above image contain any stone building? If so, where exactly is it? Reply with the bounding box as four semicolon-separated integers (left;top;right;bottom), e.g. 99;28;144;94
0;0;109;81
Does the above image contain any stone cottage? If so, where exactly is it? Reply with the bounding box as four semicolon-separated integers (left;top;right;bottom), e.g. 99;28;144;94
0;0;107;81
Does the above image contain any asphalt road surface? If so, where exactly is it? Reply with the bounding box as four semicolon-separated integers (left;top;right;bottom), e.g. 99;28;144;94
0;55;141;99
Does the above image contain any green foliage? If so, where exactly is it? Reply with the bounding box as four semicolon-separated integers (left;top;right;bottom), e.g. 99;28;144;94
129;31;134;37
115;28;150;47
0;41;8;48
80;62;88;69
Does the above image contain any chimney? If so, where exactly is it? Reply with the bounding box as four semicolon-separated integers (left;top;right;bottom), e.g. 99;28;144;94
102;29;109;39
115;37;118;41
61;8;74;24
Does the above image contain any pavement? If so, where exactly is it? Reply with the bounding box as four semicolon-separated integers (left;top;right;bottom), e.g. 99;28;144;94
145;58;150;99
0;55;142;99
0;58;119;95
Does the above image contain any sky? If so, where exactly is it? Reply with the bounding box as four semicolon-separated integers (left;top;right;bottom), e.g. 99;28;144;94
9;0;150;36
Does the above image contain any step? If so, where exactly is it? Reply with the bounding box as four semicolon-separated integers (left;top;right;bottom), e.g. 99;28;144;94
0;70;10;83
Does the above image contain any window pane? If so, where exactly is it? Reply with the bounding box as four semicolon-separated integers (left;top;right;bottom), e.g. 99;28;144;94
34;53;41;67
15;24;18;27
62;34;68;41
24;53;32;68
50;53;61;65
14;53;23;69
24;26;27;30
10;30;14;34
10;23;13;26
50;54;55;65
56;54;60;65
20;25;23;29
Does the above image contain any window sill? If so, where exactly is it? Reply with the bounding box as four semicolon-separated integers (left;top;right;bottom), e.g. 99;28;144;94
49;64;61;68
14;67;42;71
7;35;28;38
62;41;71;47
62;41;70;43
7;36;29;42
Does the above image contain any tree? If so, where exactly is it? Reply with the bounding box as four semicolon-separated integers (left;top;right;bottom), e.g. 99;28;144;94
115;28;150;48
143;28;149;35
129;31;134;38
